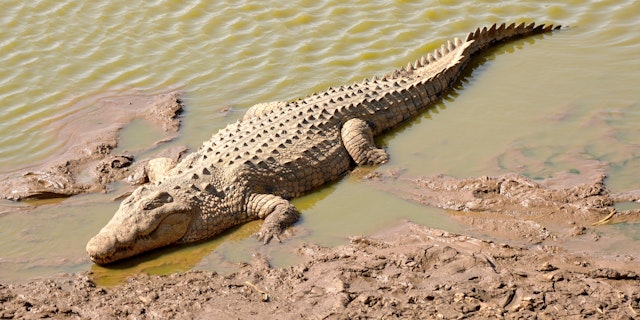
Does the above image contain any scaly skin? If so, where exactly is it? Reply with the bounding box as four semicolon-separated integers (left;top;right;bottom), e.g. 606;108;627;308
87;22;561;265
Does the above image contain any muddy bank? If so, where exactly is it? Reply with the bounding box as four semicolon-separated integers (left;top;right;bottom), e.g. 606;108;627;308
366;169;640;247
0;91;186;202
1;221;638;319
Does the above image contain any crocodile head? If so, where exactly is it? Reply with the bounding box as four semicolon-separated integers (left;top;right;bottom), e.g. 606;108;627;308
86;186;195;265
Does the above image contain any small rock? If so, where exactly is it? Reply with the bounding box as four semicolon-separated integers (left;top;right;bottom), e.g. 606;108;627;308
570;226;586;236
537;262;558;272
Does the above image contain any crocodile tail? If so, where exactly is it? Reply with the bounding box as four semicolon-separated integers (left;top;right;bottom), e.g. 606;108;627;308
465;22;561;57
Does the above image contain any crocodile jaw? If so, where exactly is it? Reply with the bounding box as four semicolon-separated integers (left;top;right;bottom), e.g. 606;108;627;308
86;199;193;265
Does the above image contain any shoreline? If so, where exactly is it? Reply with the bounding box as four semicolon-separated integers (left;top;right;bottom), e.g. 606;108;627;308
1;221;638;319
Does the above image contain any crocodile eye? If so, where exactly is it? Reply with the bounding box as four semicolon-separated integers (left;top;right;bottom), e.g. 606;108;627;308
143;200;164;210
142;191;174;210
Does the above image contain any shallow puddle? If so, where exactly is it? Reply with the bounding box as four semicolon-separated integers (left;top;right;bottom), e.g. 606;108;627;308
114;119;168;154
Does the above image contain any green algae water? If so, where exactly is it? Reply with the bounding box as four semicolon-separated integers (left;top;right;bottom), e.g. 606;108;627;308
1;0;639;284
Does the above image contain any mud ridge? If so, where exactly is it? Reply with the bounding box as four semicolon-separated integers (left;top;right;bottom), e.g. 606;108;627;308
366;170;640;245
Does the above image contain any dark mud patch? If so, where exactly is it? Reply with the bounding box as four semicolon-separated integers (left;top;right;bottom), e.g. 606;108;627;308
365;170;640;249
1;221;638;319
0;91;186;202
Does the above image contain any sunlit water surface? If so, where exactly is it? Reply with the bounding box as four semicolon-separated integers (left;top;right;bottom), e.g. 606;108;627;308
1;0;639;284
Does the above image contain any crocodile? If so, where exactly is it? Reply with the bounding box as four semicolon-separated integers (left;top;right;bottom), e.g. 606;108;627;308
87;22;561;265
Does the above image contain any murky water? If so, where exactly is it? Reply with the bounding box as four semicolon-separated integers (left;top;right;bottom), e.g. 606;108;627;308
1;0;639;284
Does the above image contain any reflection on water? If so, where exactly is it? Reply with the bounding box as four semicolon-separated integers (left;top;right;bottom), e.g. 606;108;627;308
1;0;639;283
90;220;261;287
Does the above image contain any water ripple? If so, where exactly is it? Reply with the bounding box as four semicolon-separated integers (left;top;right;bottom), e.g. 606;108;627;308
0;0;638;172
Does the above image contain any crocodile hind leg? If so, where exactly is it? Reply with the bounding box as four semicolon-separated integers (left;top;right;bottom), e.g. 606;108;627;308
247;193;300;244
341;118;390;165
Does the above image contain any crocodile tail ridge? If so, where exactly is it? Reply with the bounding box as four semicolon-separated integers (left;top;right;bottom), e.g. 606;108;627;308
464;22;561;57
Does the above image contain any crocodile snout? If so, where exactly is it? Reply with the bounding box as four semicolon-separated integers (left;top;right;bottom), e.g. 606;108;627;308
86;232;117;264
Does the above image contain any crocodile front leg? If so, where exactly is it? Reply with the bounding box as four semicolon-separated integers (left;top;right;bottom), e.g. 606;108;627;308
341;118;390;165
246;193;300;243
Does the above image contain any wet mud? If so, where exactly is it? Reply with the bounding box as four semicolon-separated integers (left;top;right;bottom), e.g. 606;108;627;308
1;221;639;319
366;168;640;246
0;91;186;202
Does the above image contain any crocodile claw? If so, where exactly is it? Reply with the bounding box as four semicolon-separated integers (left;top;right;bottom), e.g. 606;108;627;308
255;230;281;244
255;223;296;244
250;194;300;244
